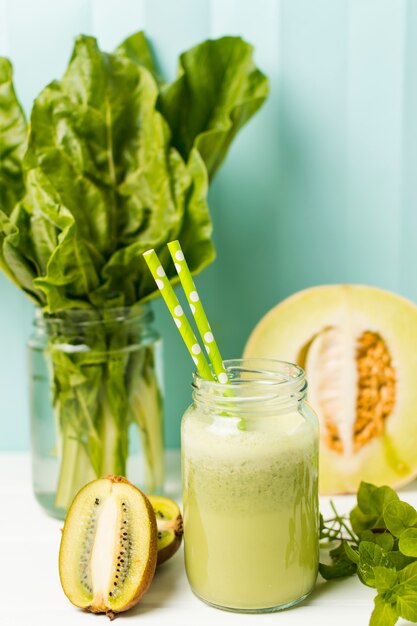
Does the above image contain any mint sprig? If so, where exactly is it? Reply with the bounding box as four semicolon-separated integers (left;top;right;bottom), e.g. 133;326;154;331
320;482;417;625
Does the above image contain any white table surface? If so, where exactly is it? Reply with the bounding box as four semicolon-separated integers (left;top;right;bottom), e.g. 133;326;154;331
1;452;415;626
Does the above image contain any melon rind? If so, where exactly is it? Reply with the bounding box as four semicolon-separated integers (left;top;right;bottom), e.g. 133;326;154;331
244;284;417;494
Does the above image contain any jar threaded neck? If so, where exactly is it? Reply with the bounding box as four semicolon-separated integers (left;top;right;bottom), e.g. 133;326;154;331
192;359;307;414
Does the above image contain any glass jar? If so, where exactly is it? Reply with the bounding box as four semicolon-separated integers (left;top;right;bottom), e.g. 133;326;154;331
28;304;164;519
182;358;319;613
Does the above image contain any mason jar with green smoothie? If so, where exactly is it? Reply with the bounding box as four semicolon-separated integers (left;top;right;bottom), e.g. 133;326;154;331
181;358;319;612
143;244;319;613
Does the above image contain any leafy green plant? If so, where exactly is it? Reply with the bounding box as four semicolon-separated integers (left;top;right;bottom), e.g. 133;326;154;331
320;482;417;625
0;33;268;510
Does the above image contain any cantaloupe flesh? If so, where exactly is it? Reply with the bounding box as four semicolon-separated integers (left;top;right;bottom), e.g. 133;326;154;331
244;285;417;494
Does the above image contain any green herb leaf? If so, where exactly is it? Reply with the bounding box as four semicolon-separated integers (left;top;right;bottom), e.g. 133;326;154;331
358;541;386;587
344;541;360;564
319;541;357;580
360;482;399;520
384;500;417;537
399;528;417;558
373;566;398;592
321;490;417;626
395;563;417;620
397;560;417;585
351;482;399;535
360;530;394;552
370;595;398;626
396;590;417;622
385;550;415;571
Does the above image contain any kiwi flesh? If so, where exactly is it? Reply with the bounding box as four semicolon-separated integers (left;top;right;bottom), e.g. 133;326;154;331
148;495;183;565
59;475;157;618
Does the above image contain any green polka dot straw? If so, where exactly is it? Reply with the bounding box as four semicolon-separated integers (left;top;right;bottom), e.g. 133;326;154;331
143;249;214;381
167;240;229;384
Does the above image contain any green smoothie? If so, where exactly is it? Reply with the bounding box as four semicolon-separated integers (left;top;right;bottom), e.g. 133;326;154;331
182;411;318;611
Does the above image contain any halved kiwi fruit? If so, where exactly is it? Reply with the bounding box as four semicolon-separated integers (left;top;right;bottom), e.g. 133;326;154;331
149;495;183;565
59;475;157;618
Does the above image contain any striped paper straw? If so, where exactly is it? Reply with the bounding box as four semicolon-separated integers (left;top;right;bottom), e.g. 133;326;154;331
143;249;214;381
167;240;229;385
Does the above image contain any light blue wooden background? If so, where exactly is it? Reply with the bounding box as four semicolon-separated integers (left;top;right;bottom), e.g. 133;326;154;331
1;0;416;450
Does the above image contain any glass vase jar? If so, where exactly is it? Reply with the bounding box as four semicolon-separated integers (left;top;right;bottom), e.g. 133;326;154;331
182;358;319;613
28;304;164;519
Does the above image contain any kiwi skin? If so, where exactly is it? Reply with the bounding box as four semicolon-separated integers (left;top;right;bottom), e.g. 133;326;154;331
59;475;158;618
148;495;183;565
157;516;183;565
157;532;182;565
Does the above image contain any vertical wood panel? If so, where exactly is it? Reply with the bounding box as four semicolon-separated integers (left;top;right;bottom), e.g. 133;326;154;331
1;0;93;451
400;0;417;301
7;0;91;113
346;0;406;289
205;0;281;360
141;0;213;436
0;0;9;56
278;0;349;288
144;0;211;78
91;0;145;50
1;0;416;450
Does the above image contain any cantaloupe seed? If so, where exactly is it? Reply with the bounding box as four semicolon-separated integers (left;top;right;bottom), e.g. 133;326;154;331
302;327;396;455
354;331;396;451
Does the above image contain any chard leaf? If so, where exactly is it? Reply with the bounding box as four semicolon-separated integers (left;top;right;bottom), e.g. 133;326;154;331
0;58;27;215
0;59;40;299
29;211;58;275
116;31;160;81
0;205;43;303
34;220;100;312
1;33;268;310
49;342;103;476
157;36;269;180
25;34;216;310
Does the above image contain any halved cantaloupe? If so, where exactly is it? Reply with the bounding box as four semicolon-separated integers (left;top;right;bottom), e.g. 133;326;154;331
244;285;417;494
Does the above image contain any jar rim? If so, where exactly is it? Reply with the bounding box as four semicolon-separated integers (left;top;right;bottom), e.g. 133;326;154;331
192;358;307;410
194;358;305;388
34;303;153;330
